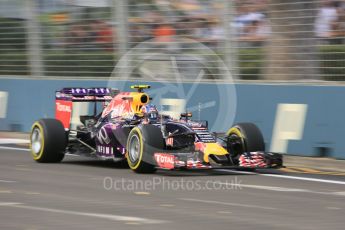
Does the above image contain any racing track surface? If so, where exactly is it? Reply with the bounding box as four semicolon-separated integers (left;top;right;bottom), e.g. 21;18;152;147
1;146;345;230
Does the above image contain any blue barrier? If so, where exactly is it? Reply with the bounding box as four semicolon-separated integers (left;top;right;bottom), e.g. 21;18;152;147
0;78;344;159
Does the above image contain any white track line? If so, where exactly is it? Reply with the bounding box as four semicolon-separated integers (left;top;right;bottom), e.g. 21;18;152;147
0;202;166;224
0;138;29;144
216;182;345;196
0;202;22;206
0;179;17;183
218;169;345;185
0;146;79;157
261;174;345;185
0;146;29;152
216;169;257;175
179;198;278;210
238;184;311;192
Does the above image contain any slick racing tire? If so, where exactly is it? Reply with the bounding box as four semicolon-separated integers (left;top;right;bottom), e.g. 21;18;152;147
30;119;67;163
126;125;164;173
227;123;265;154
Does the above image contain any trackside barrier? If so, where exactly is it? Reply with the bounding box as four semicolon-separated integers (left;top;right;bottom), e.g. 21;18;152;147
0;78;344;159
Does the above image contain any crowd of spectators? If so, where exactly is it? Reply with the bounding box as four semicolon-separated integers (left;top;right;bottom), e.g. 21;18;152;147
60;0;345;51
64;20;115;52
123;0;270;48
315;0;345;44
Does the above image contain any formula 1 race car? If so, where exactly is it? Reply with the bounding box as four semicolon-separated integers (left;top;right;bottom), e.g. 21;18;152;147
30;85;283;173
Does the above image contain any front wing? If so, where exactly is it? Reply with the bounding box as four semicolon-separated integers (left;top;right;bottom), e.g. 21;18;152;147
153;151;283;170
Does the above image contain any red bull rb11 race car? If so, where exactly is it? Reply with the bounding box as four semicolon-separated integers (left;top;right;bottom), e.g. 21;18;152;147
30;85;283;173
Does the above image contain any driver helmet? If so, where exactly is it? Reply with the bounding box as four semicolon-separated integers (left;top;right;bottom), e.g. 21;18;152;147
141;104;159;121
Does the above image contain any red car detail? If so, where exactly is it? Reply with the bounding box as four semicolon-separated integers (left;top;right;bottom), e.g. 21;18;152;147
55;100;72;129
154;153;175;169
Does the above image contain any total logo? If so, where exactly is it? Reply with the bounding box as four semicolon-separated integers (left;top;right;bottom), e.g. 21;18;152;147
56;102;72;113
154;153;175;169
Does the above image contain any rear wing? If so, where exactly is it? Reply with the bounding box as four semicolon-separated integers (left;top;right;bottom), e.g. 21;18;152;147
55;87;119;130
55;87;119;102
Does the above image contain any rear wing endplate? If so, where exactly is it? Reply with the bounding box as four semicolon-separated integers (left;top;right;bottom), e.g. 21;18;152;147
55;87;119;130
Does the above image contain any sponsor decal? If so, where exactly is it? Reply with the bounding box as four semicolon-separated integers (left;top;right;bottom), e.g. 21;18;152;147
194;142;205;152
97;126;111;145
187;121;203;128
56;101;72;113
97;145;114;156
55;100;72;129
154;153;175;169
71;88;87;94
102;92;132;118
102;96;113;100
166;137;174;146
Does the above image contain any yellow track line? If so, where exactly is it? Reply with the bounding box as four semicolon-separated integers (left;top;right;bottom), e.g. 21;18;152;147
315;171;345;176
280;167;345;176
279;167;304;173
290;167;321;174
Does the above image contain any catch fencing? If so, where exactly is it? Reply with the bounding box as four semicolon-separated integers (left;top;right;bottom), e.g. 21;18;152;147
0;0;344;81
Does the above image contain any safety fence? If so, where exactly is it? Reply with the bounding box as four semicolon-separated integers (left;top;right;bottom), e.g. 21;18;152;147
0;0;345;81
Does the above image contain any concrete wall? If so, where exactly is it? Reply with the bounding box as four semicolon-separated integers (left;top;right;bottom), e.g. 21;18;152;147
1;78;344;159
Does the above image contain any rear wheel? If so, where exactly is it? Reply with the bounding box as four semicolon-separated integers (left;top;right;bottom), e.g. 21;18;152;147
30;119;67;163
126;125;164;173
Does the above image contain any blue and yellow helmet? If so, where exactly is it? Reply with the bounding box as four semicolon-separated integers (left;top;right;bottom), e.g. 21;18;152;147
141;104;159;120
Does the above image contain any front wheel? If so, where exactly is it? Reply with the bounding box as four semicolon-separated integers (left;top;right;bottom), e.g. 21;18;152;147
30;119;67;163
126;125;164;173
226;123;265;156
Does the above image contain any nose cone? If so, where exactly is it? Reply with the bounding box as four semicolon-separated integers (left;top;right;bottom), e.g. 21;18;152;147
196;142;228;163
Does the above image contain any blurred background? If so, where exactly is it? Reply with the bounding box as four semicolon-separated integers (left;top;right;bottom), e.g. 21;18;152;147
0;0;344;81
